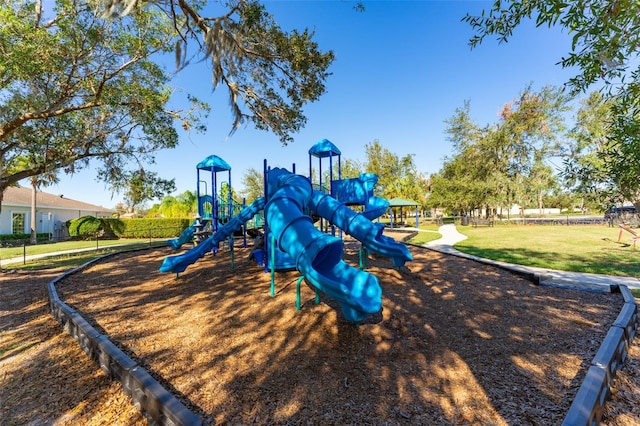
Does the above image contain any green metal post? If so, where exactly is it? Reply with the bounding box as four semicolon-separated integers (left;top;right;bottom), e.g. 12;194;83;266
359;246;368;270
230;239;235;270
296;276;305;311
270;234;276;296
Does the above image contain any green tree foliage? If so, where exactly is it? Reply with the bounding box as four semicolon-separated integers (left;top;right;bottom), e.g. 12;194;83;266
340;158;365;180
464;0;640;207
1;0;334;216
363;140;429;206
103;0;335;145
427;152;482;215
564;91;640;209
429;86;567;216
464;1;640;95
115;169;176;212
320;157;364;187
562;91;618;207
148;190;198;218
0;0;208;211
606;99;640;209
240;167;264;203
219;181;240;203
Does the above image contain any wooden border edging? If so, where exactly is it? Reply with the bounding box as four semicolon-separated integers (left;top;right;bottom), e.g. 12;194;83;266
562;289;638;425
47;251;202;426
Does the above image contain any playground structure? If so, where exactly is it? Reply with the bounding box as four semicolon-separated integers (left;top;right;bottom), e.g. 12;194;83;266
161;139;412;322
167;154;262;250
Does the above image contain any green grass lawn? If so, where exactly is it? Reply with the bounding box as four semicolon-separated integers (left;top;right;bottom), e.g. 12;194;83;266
0;238;167;258
0;238;167;269
407;223;442;245
451;224;640;277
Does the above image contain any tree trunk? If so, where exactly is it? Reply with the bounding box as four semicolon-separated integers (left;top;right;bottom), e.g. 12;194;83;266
538;190;544;215
30;184;37;244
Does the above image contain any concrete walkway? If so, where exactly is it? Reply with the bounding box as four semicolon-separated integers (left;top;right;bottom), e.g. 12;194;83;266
422;224;640;291
0;243;147;268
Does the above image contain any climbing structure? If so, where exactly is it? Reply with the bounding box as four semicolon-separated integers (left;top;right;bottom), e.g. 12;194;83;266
161;139;413;323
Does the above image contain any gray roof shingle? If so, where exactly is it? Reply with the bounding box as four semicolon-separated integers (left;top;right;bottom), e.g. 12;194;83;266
2;186;114;213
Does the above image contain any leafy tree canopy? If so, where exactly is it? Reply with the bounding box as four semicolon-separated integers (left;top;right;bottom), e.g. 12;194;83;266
117;169;176;212
464;1;640;206
464;0;640;96
364;140;429;207
0;0;208;207
240;167;264;203
148;190;198;218
1;0;334;213
430;86;568;215
103;0;335;145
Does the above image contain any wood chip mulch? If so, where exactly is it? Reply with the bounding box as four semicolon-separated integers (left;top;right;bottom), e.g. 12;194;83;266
2;235;639;425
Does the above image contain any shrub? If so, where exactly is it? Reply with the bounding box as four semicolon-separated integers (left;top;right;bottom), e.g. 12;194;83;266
0;233;51;247
118;218;191;238
66;217;191;239
67;216;103;239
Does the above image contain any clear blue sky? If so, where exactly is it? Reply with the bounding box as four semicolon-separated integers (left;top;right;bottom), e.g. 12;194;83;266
47;0;578;209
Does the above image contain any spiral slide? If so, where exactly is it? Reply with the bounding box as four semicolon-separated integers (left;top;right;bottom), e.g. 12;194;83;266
159;198;266;274
266;169;382;322
266;168;413;322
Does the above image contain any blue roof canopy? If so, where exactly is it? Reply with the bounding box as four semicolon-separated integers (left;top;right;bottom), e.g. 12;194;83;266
308;138;341;158
196;155;231;172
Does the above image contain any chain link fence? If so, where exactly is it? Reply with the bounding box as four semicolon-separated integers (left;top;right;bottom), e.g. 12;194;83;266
0;225;185;268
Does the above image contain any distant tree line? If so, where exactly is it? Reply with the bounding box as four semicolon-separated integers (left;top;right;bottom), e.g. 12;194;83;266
461;0;640;217
428;84;639;218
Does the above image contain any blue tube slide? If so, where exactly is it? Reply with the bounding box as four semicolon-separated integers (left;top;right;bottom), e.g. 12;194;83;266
310;191;413;267
265;168;382;322
159;198;266;274
166;224;196;250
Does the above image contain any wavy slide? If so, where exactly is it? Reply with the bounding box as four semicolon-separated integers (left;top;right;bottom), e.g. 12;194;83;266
160;198;266;274
311;191;413;267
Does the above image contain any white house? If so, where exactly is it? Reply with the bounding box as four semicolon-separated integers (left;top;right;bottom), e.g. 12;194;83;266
1;186;115;239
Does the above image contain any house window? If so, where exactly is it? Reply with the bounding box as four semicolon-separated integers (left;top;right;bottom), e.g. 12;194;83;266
12;212;26;235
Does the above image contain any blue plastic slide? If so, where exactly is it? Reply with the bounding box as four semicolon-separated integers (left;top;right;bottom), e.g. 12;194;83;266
167;223;196;250
331;174;389;220
160;198;266;274
310;191;413;267
265;169;382;322
266;168;413;321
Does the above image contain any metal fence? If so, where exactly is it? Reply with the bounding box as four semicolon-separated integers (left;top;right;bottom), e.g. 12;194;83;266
0;226;184;268
434;214;636;227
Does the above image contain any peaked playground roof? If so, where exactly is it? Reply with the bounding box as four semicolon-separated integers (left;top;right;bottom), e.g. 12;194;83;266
387;197;419;207
308;138;341;158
